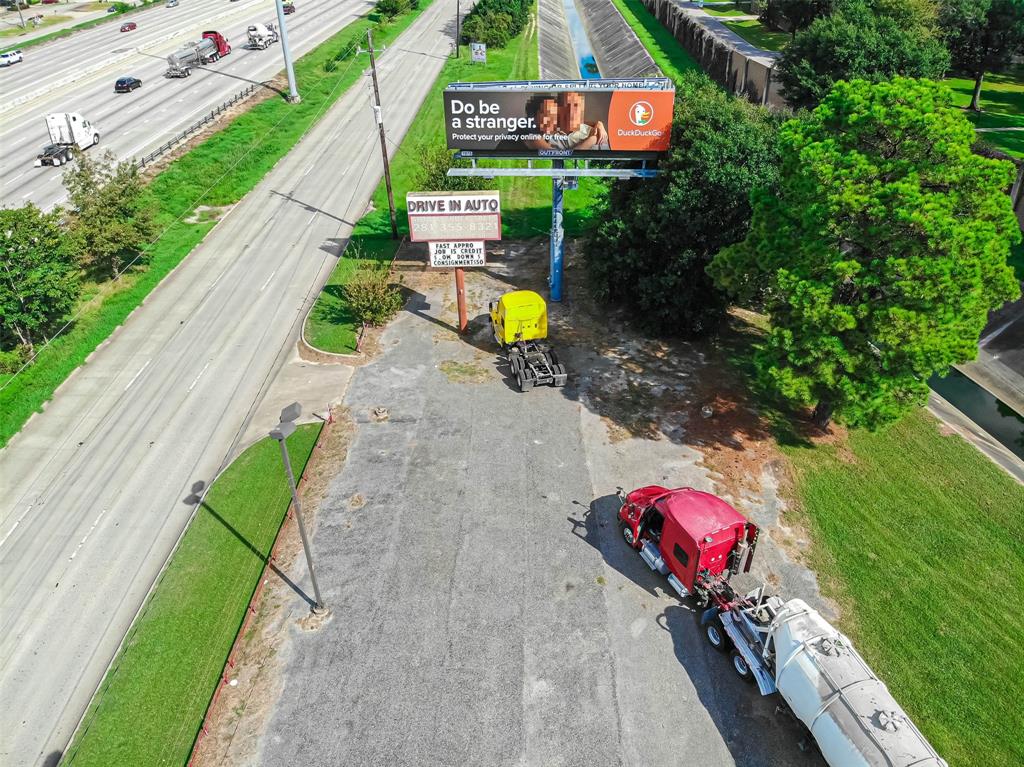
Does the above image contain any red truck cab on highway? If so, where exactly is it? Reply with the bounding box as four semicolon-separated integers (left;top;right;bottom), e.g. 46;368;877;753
618;486;758;603
201;30;231;57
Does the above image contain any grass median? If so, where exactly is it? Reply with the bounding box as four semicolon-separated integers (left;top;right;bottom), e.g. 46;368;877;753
62;424;321;767
608;0;700;83
0;2;433;448
783;409;1024;767
305;6;604;353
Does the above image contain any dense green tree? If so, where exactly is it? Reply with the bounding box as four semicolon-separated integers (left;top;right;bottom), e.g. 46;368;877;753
63;150;155;278
777;0;950;109
414;143;487;192
709;78;1021;428
583;73;782;336
940;0;1024;110
771;0;834;38
0;204;81;356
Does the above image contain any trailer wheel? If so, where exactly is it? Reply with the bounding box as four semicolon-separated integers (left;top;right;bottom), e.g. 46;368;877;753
705;619;730;653
622;525;635;546
517;369;535;392
730;650;754;683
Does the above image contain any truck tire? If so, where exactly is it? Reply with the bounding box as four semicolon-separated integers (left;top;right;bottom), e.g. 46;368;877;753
52;155;62;166
92;134;99;146
705;619;730;653
622;525;635;546
517;369;535;392
730;650;754;683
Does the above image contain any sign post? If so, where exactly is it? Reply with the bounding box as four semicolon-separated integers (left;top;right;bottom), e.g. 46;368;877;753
408;191;503;333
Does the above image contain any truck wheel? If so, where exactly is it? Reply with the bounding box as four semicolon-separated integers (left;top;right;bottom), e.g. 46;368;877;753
730;650;754;683
93;134;99;146
52;155;62;166
622;526;635;546
517;370;535;392
705;619;730;653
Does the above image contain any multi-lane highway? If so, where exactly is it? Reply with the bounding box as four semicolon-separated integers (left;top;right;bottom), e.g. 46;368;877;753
0;0;375;209
0;0;461;763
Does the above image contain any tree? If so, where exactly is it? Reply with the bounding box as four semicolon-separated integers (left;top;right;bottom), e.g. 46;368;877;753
771;0;834;38
777;0;950;109
941;0;1024;110
0;204;81;356
63;150;155;278
414;143;487;193
583;72;782;337
709;78;1021;429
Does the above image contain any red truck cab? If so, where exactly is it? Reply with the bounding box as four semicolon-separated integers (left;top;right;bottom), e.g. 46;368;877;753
618;486;758;604
202;30;232;57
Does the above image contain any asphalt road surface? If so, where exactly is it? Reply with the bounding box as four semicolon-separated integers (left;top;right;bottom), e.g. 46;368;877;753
0;1;459;763
0;0;375;210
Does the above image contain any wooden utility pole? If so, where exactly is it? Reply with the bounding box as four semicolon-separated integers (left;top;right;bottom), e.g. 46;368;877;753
366;29;398;239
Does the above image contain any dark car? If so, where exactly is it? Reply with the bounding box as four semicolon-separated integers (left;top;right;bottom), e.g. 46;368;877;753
282;3;295;13
120;21;137;31
115;76;142;93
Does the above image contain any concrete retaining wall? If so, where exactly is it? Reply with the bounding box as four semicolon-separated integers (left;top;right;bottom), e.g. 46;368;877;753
539;0;581;79
577;0;659;78
640;0;786;108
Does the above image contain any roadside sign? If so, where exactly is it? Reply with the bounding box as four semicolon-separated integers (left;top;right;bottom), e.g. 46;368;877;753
406;190;501;242
428;240;486;268
471;42;486;63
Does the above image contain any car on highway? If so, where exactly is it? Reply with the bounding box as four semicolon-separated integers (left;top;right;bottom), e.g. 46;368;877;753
41;0;60;4
120;21;137;31
0;50;24;67
106;5;118;11
114;76;142;93
282;3;295;13
166;0;178;6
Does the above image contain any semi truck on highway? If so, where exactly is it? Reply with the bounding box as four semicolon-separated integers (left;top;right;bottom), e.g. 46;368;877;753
34;112;99;167
166;31;232;77
247;22;278;49
617;485;948;767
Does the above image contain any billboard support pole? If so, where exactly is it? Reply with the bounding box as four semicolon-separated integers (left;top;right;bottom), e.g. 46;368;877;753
549;160;565;302
455;267;468;333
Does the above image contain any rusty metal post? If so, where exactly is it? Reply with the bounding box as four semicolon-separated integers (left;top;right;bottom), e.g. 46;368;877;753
455;268;468;333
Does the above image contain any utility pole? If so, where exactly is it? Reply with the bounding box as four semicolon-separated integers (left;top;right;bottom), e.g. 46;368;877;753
273;0;300;102
456;0;460;58
366;29;398;239
14;0;25;30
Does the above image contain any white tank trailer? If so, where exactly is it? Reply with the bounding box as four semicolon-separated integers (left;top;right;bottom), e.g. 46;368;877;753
716;594;947;767
166;38;218;77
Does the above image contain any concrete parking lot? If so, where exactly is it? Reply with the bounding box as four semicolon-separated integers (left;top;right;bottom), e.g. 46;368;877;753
247;243;829;766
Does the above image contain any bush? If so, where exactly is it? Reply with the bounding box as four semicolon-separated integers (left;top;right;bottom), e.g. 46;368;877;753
414;144;487;192
460;0;531;47
0;347;28;375
583;72;782;337
375;0;408;19
342;261;403;326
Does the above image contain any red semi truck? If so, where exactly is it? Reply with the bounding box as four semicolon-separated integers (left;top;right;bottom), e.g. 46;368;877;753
617;485;947;767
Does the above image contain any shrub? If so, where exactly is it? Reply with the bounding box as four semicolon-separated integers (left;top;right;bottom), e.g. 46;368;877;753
342;261;403;326
375;0;408;19
0;347;29;375
414;144;487;192
460;0;531;47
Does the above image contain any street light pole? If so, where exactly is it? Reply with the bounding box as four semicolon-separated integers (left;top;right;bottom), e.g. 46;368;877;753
273;0;300;103
456;0;460;58
270;404;325;613
366;29;398;239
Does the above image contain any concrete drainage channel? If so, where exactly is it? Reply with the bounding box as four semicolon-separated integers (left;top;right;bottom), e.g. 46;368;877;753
539;0;659;80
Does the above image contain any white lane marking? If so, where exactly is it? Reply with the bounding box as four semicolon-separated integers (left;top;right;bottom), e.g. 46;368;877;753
980;317;1017;347
68;509;107;561
0;504;33;549
124;359;152;391
301;161;316;177
8;171;25;183
21;191;32;199
187;361;210;393
307;211;317;226
259;268;278;292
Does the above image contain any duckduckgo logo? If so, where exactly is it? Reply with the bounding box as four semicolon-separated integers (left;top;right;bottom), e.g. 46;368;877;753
629;100;654;127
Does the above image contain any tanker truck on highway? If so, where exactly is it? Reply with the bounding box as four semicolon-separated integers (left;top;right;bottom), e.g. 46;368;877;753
34;112;99;167
617;485;948;767
165;31;232;77
247;22;278;50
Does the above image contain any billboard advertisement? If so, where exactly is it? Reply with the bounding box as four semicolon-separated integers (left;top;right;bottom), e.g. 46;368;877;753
443;78;674;159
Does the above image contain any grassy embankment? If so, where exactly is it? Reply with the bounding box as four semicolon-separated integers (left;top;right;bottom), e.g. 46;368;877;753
949;65;1024;158
61;425;321;766
701;3;750;17
722;18;789;51
615;7;1024;765
0;2;432;448
305;7;603;353
0;14;72;38
608;0;699;83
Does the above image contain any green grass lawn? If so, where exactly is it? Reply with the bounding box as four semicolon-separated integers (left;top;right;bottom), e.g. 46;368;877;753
946;66;1024;157
63;425;321;767
305;7;605;353
0;14;72;37
722;19;789;52
608;0;701;83
0;3;432;448
701;3;750;17
783;408;1024;767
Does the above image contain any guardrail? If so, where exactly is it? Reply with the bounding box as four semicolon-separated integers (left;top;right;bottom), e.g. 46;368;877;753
136;83;259;168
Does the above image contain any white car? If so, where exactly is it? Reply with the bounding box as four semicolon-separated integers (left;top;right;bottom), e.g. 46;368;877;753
0;50;24;67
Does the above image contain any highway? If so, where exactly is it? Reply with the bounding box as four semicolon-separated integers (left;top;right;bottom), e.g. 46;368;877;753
0;0;460;763
0;0;375;210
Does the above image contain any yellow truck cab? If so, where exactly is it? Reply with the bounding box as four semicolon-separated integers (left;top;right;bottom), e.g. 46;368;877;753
489;290;547;348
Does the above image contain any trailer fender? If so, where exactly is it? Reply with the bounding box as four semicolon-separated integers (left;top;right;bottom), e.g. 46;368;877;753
699;606;720;626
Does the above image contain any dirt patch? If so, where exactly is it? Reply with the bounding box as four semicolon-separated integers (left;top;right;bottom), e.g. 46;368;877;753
438;359;489;384
190;406;354;767
183;205;234;224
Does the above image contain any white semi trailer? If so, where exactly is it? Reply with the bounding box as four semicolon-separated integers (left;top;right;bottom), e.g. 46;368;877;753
34;112;100;167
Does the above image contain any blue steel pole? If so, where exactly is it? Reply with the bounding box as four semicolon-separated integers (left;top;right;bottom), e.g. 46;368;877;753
549;160;565;302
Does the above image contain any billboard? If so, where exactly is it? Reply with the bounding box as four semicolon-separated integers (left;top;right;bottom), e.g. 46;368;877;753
406;191;501;242
443;78;674;159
